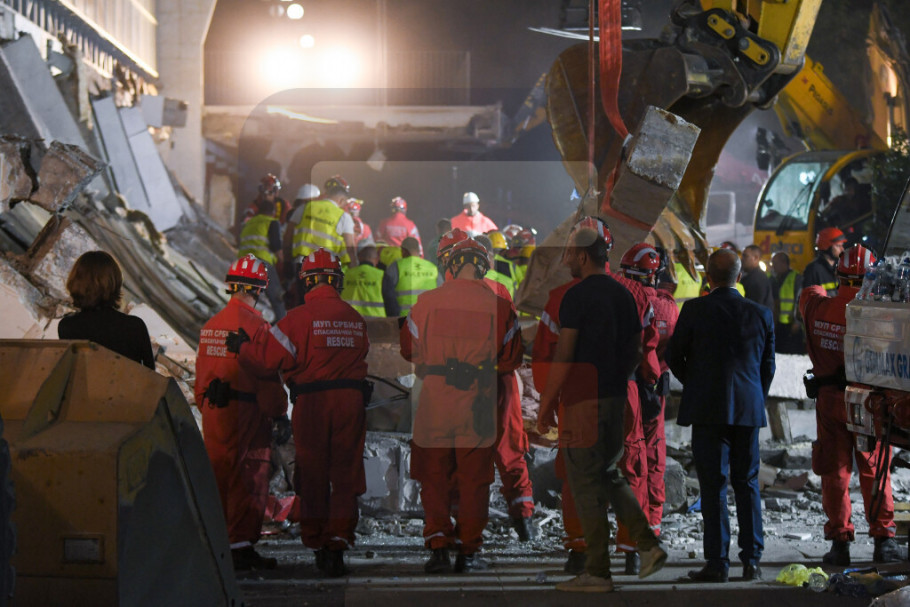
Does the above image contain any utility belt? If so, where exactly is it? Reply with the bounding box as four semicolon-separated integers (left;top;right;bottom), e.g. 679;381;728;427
802;367;847;399
424;358;497;438
289;378;374;404
204;378;256;409
424;358;495;391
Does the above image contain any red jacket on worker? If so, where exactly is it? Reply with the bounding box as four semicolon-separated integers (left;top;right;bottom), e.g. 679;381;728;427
195;297;287;546
378;213;422;253
450;211;498;236
800;284;895;541
353;217;373;246
402;276;523;553
240;285;370;551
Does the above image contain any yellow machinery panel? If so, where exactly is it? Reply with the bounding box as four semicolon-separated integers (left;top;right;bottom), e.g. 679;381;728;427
0;340;242;606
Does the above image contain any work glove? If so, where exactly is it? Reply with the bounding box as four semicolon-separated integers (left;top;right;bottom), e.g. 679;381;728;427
225;327;250;354
273;415;292;446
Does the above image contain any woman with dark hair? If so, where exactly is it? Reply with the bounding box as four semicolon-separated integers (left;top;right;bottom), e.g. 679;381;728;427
58;250;155;369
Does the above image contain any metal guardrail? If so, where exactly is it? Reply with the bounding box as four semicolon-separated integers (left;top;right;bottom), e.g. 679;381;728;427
0;0;157;80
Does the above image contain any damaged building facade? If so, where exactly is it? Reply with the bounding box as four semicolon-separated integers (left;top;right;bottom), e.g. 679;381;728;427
2;0;910;605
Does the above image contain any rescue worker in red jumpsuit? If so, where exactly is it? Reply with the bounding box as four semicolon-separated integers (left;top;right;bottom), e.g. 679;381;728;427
195;255;288;570
378;196;422;254
473;234;536;541
229;248;370;577
345;198;374;247
608;259;660;575
620;245;679;541
531;246;659;575
532;277;583;572
800;244;905;565
402;237;524;573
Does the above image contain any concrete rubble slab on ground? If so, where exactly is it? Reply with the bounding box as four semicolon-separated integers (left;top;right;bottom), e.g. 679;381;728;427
29;141;104;213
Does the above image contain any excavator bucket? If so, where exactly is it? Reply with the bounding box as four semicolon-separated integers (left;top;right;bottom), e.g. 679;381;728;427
0;340;242;606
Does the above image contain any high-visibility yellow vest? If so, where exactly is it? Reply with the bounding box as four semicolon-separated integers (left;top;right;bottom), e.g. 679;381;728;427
778;269;798;324
674;262;701;310
512;262;528;288
393;256;438;313
342;264;385;318
379;245;403;268
292;199;350;265
238;215;277;265
487;268;515;298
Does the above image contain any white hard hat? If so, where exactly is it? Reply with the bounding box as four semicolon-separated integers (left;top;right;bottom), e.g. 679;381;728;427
463;191;479;205
296;183;321;200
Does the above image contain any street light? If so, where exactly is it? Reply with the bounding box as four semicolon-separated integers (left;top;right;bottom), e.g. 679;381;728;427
299;34;315;49
287;3;304;19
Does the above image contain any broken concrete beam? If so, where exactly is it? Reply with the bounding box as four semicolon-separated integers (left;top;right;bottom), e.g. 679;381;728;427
24;215;100;302
0;135;34;211
610;106;700;227
29;140;104;213
766;399;793;443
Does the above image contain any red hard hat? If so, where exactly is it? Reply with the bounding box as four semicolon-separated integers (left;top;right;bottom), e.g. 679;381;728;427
391;196;407;212
447;238;491;275
620;243;661;278
502;224;523;240
816;227;847;250
259;173;281;196
300;248;344;290
345;198;363;214
324;175;350;194
837;244;876;280
570;216;613;250
226;254;269;290
436;228;470;263
512;227;537;248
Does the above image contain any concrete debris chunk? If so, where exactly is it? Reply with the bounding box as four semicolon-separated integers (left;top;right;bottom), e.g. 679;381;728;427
610;105;700;227
758;461;779;490
24;216;99;302
29;140;104;212
0;135;34;211
764;497;791;512
664;456;688;513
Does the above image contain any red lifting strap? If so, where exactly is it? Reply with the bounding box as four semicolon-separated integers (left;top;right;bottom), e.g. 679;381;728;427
599;0;628;140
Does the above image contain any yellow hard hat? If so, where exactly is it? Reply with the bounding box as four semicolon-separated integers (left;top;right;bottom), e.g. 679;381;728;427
520;245;536;259
487;230;508;250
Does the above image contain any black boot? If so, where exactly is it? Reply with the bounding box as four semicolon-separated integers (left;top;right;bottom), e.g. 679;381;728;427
823;540;851;566
314;548;327;571
511;516;538;542
564;550;587;575
325;549;350;577
424;547;452;573
624;552;640;575
454;553;490;573
874;537;908;563
232;546;277;571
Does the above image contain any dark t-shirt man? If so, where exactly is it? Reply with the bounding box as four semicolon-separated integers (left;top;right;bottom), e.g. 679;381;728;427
740;268;774;310
559;274;641;403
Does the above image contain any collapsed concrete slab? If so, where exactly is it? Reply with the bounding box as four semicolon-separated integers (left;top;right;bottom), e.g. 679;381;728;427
0;135;34;211
29;141;104;212
23;215;99;302
0;257;53;338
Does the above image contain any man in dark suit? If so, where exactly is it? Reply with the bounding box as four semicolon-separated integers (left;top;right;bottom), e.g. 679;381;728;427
668;248;775;583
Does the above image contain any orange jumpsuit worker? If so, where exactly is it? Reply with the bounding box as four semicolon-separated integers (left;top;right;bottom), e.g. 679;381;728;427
403;237;524;574
230;248;370;578
621;245;679;538
378;196;422;254
195;254;288;571
800;244;904;566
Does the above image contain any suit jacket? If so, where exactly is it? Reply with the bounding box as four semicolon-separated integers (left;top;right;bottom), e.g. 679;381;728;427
668;287;775;427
